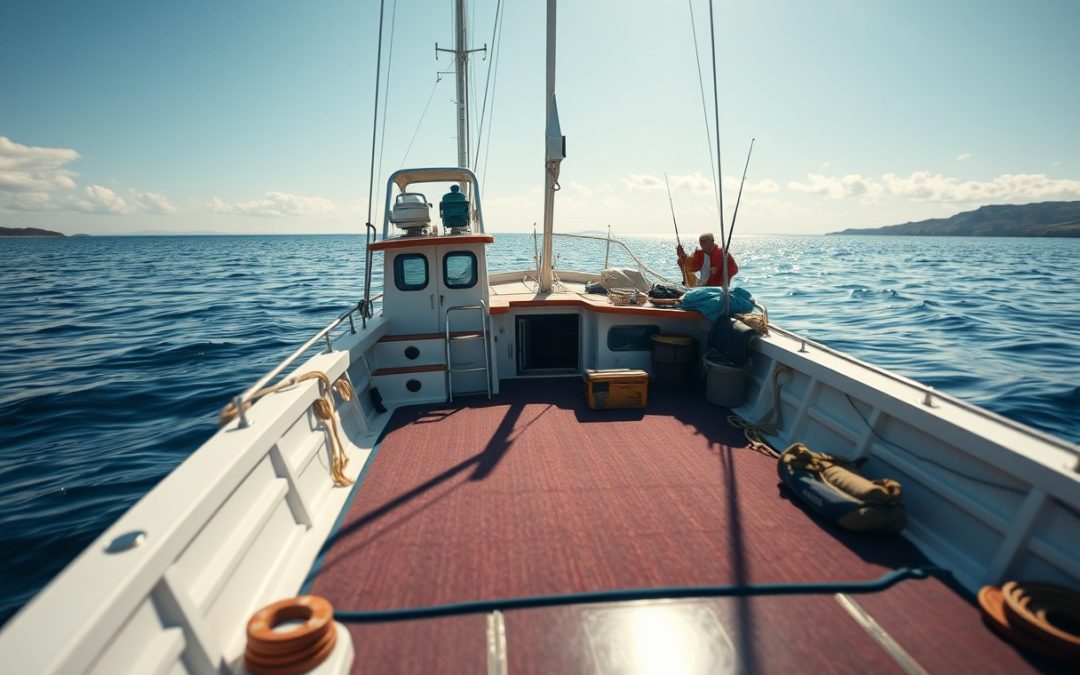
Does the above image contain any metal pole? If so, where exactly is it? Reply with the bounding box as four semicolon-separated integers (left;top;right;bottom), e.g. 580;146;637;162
539;0;561;294
454;0;469;175
707;0;726;239
604;224;611;269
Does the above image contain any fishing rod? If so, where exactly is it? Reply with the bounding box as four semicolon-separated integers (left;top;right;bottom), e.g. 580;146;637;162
718;137;755;316
723;137;755;256
665;173;695;288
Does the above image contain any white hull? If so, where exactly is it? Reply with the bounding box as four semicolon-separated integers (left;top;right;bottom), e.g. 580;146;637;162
1;272;1077;674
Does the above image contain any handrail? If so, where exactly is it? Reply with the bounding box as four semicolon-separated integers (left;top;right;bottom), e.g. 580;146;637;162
230;295;383;427
552;232;681;286
765;323;1080;460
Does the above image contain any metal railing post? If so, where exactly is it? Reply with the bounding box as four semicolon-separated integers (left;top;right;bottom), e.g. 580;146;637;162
234;395;250;428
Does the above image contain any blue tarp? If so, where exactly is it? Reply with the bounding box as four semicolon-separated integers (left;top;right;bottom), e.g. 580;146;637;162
680;286;754;321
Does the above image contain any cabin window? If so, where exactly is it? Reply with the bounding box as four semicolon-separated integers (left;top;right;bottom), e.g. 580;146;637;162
443;251;477;289
394;254;429;291
608;325;660;351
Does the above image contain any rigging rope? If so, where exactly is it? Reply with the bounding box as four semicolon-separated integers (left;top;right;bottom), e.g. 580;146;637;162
400;63;449;168
365;0;388;230
473;0;505;177
552;232;680;286
687;0;722;219
375;0;399;226
706;0;726;242
480;1;506;187
728;365;792;458
220;372;355;487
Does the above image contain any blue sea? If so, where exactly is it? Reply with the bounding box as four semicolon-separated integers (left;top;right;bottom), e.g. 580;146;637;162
1;233;1078;625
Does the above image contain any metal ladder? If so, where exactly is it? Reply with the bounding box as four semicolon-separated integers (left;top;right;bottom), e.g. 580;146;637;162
445;300;492;402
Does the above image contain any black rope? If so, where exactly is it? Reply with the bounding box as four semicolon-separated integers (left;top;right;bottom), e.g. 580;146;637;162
334;566;947;623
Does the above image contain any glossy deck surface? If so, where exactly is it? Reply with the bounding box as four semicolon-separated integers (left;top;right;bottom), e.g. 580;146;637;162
309;379;1059;673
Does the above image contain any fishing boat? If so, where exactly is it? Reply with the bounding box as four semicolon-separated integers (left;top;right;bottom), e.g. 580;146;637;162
2;1;1078;673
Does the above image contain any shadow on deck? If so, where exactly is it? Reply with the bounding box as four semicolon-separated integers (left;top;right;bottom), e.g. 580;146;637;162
307;378;1056;674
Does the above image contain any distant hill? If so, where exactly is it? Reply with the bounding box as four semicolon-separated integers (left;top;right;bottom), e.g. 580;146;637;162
0;226;65;237
830;201;1080;237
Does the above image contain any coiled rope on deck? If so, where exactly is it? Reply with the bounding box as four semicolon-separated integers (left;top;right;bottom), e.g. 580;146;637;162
728;365;792;458
220;372;355;487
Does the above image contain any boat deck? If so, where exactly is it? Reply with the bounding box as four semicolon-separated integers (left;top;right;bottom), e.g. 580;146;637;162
487;278;704;319
307;379;1056;673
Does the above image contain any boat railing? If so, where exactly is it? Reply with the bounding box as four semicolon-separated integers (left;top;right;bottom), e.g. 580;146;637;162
230;294;383;428
766;323;1080;466
536;231;680;286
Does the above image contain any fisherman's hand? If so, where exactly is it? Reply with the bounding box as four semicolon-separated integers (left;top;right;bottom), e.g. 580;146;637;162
676;244;685;257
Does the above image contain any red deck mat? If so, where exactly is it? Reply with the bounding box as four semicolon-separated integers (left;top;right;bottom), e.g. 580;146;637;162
311;379;1047;672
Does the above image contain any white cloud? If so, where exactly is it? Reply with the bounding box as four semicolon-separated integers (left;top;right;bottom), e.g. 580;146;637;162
209;192;360;218
567;181;594;197
0;136;177;216
65;185;177;215
621;174;665;192
956;152;972;161
788;170;1080;205
623;172;779;197
0;191;53;212
669;172;715;194
882;171;1080;203
722;176;780;194
0;136;79;192
788;173;886;200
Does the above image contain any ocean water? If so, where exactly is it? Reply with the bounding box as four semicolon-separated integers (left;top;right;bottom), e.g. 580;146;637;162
1;233;1078;625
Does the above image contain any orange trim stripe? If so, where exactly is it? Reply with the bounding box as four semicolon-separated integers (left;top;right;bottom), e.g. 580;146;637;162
488;298;704;320
369;234;494;251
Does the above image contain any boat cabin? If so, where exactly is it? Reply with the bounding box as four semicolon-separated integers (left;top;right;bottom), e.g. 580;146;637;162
373;168;495;403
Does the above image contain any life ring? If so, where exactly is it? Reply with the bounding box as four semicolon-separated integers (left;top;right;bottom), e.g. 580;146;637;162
245;595;337;675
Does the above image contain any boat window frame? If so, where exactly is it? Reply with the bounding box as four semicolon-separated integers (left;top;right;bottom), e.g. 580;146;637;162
442;250;478;289
607;324;661;352
393;253;429;291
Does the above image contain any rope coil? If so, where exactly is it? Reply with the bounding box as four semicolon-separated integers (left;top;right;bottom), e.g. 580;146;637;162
979;581;1080;664
220;371;354;487
245;595;337;675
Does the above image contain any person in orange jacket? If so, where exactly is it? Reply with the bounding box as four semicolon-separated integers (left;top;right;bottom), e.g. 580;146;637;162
676;232;739;287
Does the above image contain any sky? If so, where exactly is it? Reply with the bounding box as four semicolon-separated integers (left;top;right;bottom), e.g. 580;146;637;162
2;0;1079;236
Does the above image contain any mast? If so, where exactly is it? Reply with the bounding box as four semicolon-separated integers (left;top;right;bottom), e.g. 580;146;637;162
437;0;485;180
454;0;469;170
539;0;565;293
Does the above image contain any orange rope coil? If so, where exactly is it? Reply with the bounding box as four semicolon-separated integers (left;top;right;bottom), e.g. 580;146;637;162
978;581;1080;665
245;595;337;675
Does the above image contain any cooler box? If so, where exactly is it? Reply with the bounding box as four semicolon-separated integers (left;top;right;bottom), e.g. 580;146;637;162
584;369;649;410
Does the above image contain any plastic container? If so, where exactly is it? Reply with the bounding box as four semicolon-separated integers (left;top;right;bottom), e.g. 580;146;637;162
651;335;697;389
705;356;749;407
584;369;649;409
